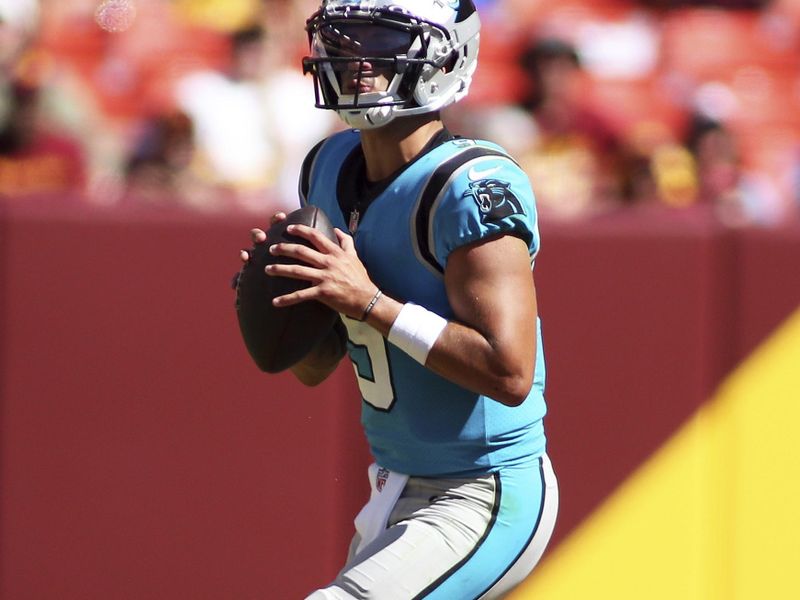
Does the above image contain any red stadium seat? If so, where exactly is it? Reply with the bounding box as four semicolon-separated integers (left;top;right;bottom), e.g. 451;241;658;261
660;8;800;81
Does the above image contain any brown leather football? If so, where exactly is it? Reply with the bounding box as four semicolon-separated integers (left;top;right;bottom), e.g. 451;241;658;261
235;205;340;373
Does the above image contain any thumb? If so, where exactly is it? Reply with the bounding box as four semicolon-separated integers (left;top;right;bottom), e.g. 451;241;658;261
335;228;355;252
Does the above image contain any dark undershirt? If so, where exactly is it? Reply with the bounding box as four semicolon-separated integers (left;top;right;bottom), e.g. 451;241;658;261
336;128;456;230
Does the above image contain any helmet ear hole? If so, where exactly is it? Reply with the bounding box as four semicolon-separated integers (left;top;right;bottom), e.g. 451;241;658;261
420;63;436;80
397;64;424;106
442;52;458;74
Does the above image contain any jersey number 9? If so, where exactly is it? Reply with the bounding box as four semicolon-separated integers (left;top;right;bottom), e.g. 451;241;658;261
344;319;396;411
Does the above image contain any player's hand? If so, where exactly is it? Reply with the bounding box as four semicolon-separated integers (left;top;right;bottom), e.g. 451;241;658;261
239;212;287;263
265;224;378;320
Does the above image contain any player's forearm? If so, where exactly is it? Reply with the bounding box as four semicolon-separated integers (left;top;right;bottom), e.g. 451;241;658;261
364;295;534;406
290;318;348;386
291;359;338;386
426;322;535;406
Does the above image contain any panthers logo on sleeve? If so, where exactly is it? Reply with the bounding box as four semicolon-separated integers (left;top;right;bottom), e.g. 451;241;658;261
463;178;525;221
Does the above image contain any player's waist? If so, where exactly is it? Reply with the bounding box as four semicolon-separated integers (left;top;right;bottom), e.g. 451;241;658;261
365;420;547;478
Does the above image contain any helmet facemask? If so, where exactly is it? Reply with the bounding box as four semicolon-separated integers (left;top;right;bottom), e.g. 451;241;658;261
302;1;480;129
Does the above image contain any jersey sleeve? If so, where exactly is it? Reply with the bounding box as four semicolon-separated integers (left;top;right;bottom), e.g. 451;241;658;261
431;155;540;268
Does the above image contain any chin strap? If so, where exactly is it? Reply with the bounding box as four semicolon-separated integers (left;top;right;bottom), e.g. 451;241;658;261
338;103;396;129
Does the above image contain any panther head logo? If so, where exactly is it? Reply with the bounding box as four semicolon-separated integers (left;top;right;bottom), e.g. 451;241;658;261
463;179;524;221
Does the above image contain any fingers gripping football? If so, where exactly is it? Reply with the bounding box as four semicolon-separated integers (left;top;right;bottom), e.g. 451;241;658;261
239;228;268;264
267;224;378;320
234;206;344;373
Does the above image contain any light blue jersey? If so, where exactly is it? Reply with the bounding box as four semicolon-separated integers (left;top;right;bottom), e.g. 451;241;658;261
301;129;547;477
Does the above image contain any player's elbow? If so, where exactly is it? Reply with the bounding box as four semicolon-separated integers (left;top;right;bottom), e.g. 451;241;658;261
484;341;535;406
490;370;533;407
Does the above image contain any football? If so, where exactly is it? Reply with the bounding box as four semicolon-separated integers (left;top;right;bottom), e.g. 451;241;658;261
235;205;340;373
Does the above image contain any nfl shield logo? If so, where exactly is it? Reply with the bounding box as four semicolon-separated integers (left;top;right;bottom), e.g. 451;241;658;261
376;467;390;492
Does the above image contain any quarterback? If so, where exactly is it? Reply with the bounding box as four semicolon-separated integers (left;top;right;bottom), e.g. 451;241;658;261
240;0;558;597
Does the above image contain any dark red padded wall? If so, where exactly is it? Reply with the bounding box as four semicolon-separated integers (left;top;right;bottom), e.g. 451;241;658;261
1;201;798;599
0;203;370;600
733;224;800;363
535;213;740;545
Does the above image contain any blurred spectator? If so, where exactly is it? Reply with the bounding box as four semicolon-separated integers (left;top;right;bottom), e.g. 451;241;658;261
122;109;224;210
1;0;40;124
514;37;633;220
174;24;273;210
0;80;86;199
0;0;39;77
684;113;785;226
257;0;341;207
0;0;794;225
637;0;772;9
174;0;264;33
173;18;336;212
623;120;699;209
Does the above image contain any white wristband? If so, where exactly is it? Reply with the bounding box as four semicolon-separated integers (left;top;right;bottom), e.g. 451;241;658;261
387;302;448;365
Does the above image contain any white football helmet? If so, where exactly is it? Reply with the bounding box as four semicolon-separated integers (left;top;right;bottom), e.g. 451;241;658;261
302;0;480;129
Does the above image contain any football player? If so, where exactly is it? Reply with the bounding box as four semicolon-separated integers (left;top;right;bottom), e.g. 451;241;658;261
240;1;558;597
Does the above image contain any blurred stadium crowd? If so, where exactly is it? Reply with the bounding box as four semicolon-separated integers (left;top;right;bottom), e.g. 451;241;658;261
1;0;799;226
